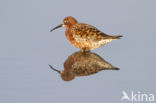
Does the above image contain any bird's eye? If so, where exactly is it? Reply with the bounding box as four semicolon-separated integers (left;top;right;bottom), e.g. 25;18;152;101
64;20;68;24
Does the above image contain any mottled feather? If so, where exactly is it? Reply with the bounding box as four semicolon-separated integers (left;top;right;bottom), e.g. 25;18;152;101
71;23;121;41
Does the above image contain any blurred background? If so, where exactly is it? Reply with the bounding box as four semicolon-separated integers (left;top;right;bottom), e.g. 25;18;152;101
0;0;156;103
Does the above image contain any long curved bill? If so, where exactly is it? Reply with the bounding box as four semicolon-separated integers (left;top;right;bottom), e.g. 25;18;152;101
49;65;60;74
50;24;62;32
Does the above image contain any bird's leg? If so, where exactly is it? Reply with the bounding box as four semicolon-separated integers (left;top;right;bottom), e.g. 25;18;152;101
80;48;90;52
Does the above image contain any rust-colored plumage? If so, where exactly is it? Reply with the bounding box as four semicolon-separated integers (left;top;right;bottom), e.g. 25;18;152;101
50;16;122;51
49;51;119;81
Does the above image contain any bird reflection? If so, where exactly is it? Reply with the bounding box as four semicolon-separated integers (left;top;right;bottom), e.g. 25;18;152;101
49;51;119;81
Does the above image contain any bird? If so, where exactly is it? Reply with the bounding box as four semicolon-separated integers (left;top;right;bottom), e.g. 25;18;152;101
50;16;122;52
49;51;119;81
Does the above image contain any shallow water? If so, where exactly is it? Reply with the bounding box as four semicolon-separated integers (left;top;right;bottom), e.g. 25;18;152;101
0;0;156;103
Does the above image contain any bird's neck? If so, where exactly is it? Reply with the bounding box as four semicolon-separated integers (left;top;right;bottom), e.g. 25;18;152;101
65;27;75;43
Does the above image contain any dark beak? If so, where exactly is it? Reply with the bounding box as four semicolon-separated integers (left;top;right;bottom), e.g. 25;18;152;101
50;24;62;32
49;65;61;74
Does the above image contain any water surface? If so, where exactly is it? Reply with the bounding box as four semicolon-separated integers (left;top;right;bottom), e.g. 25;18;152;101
0;0;156;103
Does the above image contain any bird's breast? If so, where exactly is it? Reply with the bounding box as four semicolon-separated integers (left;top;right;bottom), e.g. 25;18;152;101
65;29;75;43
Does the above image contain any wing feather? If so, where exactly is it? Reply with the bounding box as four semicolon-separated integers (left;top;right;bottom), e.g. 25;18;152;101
71;23;109;42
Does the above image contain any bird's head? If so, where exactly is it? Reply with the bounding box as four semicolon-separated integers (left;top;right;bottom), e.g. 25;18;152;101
60;71;75;81
50;16;77;32
49;65;75;81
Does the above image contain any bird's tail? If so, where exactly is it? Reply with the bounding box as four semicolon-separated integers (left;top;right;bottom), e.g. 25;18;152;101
112;67;120;70
112;35;123;39
111;67;120;70
102;67;120;71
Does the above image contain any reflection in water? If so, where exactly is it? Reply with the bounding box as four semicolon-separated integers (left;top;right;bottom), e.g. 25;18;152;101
49;51;119;81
